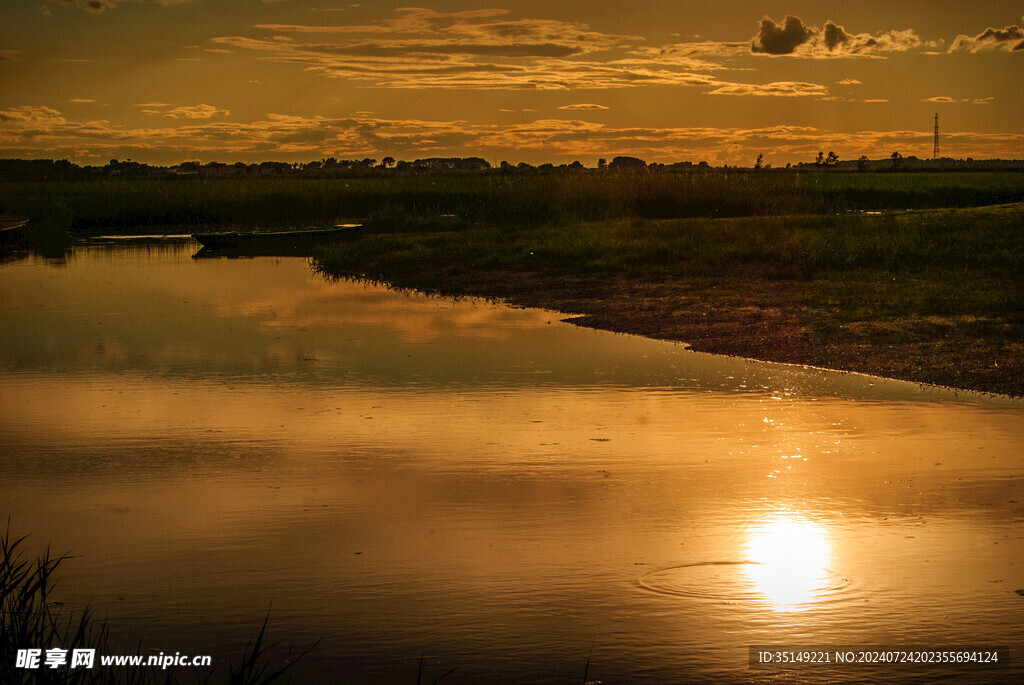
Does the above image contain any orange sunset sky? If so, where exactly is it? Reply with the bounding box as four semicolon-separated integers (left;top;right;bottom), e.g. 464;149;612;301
1;0;1022;166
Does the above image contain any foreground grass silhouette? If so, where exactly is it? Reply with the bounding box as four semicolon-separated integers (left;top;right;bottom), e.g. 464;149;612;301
0;525;316;684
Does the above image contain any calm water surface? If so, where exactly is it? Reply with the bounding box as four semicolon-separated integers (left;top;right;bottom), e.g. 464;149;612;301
1;243;1022;683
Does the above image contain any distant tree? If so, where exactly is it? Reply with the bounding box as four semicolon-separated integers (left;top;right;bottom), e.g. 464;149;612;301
891;151;903;168
695;160;711;171
608;156;647;172
754;153;764;170
381;156;395;169
857;155;869;171
815;151;825;168
597;158;607;171
825;151;839;167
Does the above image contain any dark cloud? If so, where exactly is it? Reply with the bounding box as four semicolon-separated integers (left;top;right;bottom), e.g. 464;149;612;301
750;15;924;57
950;23;1024;52
751;16;813;55
822;21;849;51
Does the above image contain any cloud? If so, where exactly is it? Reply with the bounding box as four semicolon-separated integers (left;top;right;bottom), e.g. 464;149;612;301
631;41;747;62
0;50;22;61
213;8;718;91
751;15;813;55
923;96;997;104
160;104;230;119
750;15;924;57
68;98;97;103
214;10;827;96
214;33;737;90
0;105;67;127
2;106;1022;165
837;78;862;85
706;81;828;97
557;104;609;110
250;9;641;58
949;23;1024;52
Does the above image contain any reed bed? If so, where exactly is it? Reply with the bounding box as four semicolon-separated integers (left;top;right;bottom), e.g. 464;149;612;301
2;171;1023;234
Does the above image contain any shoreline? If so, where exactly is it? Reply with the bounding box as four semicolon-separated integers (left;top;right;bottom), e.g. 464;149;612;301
334;268;1023;399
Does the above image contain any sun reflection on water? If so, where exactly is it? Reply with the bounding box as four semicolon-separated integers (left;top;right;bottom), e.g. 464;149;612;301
743;516;833;610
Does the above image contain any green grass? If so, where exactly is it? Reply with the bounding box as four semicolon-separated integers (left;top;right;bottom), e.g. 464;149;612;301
2;171;1023;234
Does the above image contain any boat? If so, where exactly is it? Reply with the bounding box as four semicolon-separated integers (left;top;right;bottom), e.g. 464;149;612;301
191;224;363;250
0;216;29;244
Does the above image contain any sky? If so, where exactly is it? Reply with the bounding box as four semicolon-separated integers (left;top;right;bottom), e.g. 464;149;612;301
1;0;1022;166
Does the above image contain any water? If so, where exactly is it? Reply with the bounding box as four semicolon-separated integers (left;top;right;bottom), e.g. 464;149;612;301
1;243;1022;683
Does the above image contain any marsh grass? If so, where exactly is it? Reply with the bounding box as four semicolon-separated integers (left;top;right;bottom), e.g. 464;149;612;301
1;526;314;684
313;202;1024;375
316;203;1023;283
2;171;1023;234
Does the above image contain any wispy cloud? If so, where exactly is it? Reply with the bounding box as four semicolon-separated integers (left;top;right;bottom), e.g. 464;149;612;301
213;33;763;90
160;104;230;119
212;8;650;90
949;22;1024;52
557;104;609;110
923;96;997;104
0;105;67;127
68;98;97;103
213;9;831;96
707;81;828;97
6;105;1018;165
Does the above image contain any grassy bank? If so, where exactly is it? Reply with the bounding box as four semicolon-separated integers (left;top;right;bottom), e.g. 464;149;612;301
313;203;1024;397
2;171;1024;234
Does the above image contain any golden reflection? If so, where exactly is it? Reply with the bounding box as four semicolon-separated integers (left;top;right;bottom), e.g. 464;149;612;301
743;516;832;610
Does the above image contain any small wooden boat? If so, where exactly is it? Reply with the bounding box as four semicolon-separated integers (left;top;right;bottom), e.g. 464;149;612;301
191;224;363;250
0;216;29;244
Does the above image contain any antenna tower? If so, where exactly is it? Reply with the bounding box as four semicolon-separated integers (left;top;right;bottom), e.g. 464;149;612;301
933;113;939;160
